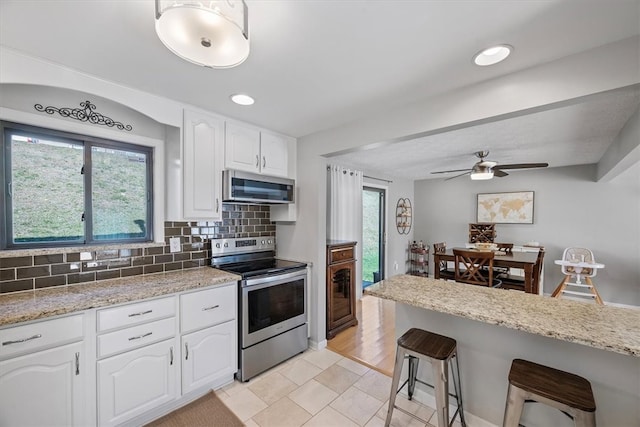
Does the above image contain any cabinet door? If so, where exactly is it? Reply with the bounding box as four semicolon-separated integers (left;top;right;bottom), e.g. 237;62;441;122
97;339;177;427
327;262;356;329
183;109;224;220
260;131;289;177
225;122;260;173
182;320;237;394
0;342;86;427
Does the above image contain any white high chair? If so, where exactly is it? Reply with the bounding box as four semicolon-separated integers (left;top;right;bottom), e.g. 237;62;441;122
552;247;604;304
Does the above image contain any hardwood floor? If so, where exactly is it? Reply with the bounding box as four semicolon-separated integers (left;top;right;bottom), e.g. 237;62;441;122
326;294;397;377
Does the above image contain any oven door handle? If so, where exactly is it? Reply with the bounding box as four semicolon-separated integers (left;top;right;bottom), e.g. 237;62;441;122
243;269;307;288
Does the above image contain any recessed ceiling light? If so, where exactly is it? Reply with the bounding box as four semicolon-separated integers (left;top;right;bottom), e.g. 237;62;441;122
230;94;255;106
473;44;513;66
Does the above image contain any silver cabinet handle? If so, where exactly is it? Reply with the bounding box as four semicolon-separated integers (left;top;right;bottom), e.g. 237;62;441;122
75;352;80;375
263;156;266;168
185;343;189;360
128;332;152;341
128;309;152;317
216;198;219;213
170;346;174;366
255;155;259;167
202;304;220;311
2;334;42;346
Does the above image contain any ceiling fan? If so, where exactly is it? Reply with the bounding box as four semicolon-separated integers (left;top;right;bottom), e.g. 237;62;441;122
431;151;549;180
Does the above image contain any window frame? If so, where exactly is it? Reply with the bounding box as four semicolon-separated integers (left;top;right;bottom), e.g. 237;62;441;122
1;121;154;249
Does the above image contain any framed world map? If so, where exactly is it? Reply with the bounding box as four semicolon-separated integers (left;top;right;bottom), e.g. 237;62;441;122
477;191;534;224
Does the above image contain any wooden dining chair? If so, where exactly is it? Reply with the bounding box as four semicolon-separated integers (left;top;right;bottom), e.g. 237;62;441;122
433;242;455;280
501;248;545;292
453;249;501;288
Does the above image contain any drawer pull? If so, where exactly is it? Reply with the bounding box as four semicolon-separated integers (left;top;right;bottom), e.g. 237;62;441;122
202;305;220;311
128;309;153;317
128;332;153;341
2;334;42;346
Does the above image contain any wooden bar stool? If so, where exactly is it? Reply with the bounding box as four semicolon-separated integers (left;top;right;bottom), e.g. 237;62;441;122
385;328;466;427
503;359;596;427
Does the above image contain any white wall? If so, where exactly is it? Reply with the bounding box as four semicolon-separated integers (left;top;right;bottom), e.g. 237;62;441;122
413;164;640;306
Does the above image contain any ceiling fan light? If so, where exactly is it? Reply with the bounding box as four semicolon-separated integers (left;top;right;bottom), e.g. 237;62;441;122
155;0;249;69
470;164;494;180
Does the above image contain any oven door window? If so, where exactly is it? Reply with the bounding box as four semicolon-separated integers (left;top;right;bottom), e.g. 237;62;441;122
247;278;304;334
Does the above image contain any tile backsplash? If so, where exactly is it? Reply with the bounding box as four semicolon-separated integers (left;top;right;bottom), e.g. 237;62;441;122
0;203;274;294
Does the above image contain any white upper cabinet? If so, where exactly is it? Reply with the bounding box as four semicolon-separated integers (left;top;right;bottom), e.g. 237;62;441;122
225;122;291;178
183;109;224;220
260;131;289;178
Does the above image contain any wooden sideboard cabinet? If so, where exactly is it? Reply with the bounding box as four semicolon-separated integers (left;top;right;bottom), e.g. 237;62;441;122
326;241;358;339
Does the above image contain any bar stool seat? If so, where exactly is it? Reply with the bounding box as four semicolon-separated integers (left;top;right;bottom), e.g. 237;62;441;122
385;328;466;427
503;359;596;427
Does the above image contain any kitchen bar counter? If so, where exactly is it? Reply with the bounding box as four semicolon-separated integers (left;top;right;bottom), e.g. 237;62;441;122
0;267;240;327
366;274;639;356
366;275;640;426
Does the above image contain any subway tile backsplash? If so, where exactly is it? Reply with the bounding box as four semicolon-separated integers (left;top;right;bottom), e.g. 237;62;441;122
0;203;275;295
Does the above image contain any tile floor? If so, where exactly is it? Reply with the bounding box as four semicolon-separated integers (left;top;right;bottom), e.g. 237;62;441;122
217;348;462;427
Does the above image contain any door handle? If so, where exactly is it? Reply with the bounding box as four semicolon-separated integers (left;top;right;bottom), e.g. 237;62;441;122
170;346;174;365
263;156;266;168
185;343;189;360
255;155;259;167
75;352;80;375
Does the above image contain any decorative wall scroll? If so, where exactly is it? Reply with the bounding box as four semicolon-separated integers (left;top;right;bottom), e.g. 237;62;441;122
396;197;412;234
477;191;534;224
34;100;133;131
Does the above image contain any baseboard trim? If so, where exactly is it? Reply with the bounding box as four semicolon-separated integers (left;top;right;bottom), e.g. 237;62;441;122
309;338;327;350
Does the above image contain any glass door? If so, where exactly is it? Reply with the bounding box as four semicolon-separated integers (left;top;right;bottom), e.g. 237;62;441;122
362;186;386;288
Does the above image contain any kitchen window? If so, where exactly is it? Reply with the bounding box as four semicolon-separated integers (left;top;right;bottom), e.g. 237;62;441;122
1;121;153;248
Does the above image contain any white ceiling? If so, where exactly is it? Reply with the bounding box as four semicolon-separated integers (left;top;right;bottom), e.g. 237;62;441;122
1;0;639;140
331;86;640;180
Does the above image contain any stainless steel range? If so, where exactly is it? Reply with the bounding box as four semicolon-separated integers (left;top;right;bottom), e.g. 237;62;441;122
211;237;308;382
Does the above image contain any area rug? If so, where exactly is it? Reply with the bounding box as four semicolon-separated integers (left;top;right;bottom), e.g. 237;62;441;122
146;391;244;427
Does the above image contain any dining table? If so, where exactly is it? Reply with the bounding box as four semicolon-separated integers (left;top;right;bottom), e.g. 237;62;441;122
433;248;540;294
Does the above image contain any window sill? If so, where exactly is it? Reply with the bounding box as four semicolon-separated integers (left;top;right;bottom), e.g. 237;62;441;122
0;242;165;258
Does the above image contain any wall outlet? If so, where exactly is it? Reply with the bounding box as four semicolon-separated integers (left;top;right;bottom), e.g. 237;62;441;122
394;261;399;271
169;237;181;253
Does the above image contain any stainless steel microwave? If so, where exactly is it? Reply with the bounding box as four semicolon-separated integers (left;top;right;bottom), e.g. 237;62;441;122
222;169;295;204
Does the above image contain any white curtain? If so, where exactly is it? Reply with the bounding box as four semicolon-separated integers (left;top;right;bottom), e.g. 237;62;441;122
327;164;363;298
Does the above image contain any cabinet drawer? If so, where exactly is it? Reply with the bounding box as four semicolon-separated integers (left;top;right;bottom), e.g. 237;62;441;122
180;285;236;334
97;317;176;359
97;297;175;333
0;314;83;359
329;246;354;264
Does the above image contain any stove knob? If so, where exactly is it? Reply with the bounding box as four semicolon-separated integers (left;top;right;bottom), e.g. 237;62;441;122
267;239;272;245
261;240;266;245
224;242;228;248
215;243;221;249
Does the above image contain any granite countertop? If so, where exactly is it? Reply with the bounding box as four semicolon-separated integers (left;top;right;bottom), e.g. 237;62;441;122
0;268;241;327
365;274;640;357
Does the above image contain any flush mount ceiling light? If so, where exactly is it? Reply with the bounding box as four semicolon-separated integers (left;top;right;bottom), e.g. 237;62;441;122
473;44;512;66
470;164;495;180
155;0;249;69
230;93;255;105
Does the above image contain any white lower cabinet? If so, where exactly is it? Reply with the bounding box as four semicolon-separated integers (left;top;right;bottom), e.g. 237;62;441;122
0;341;86;427
97;339;178;427
181;320;236;395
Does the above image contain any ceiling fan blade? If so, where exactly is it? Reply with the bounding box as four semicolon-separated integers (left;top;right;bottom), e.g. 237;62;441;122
494;162;549;170
444;171;471;181
431;169;472;174
493;169;509;177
